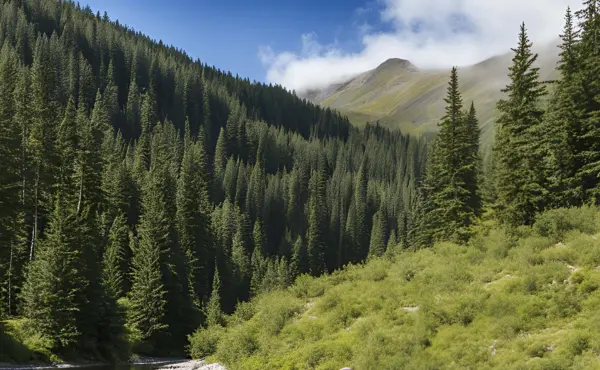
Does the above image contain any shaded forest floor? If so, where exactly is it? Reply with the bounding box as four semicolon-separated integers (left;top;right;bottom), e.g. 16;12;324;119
189;206;600;369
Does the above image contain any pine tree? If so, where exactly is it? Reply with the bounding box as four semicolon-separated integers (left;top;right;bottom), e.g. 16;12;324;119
369;210;387;258
213;127;228;199
385;229;398;256
463;102;482;218
28;36;59;260
176;122;213;304
231;230;250;301
574;1;600;202
546;7;584;207
223;157;239;202
102;214;128;299
291;236;308;276
21;199;82;351
493;23;548;226
0;43;24;317
126;76;141;139
205;266;223;328
246;161;265;221
419;68;481;243
201;75;212;149
307;164;328;276
352;158;369;260
250;220;267;295
127;175;168;350
98;217;128;360
56;96;78;198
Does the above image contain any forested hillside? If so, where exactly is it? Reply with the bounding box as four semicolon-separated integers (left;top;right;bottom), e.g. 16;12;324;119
0;0;426;360
190;207;600;369
188;1;600;368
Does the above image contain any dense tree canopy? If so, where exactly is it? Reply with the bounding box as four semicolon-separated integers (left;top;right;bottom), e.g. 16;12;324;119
0;0;425;358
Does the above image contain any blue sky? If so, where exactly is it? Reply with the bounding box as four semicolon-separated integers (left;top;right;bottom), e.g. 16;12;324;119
84;0;577;91
83;0;380;83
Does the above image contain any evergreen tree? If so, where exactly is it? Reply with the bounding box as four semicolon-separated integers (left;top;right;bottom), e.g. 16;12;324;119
176;123;213;304
205;266;223;328
102;214;128;299
463;102;483;218
250;220;267;295
420;67;481;243
231;230;250;301
493;24;548;226
127;175;168;351
21;199;82;352
307;164;328;276
291;236;308;276
574;0;600;202
0;44;24;317
369;210;387;258
213;127;228;199
546;7;583;207
352;159;369;260
385;229;398;256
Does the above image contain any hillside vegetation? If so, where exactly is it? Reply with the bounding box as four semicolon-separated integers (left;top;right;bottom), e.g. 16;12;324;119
0;0;424;361
190;207;600;369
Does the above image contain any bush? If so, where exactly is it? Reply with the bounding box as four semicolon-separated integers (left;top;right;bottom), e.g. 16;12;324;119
533;207;598;241
290;274;326;299
0;319;52;363
190;207;600;369
187;325;224;359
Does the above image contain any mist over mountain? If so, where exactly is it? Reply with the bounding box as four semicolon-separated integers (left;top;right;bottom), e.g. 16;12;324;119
302;39;560;148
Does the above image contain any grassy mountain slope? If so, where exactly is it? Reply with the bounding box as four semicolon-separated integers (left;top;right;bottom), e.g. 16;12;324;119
190;207;600;370
311;42;560;149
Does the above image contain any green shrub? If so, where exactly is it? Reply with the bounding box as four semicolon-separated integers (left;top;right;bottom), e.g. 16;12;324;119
192;207;600;369
527;342;547;358
0;321;40;363
290;274;326;299
215;324;259;365
187;325;224;359
533;207;598;241
567;333;590;357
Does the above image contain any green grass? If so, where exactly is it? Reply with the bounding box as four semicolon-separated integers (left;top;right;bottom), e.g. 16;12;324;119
189;206;600;369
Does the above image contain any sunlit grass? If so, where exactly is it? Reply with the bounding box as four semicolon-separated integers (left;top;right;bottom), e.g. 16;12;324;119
189;206;600;369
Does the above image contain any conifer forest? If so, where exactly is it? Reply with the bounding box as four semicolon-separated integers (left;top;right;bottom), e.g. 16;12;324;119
1;0;600;364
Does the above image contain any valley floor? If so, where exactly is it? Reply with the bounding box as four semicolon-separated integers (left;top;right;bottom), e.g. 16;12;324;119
190;207;600;369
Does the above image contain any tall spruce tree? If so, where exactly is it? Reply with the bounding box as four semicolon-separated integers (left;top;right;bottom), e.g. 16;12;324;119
21;198;83;352
0;43;24;317
421;67;480;243
368;210;387;258
127;173;168;352
307;161;328;276
176;122;213;304
493;23;548;226
574;0;600;202
546;7;584;207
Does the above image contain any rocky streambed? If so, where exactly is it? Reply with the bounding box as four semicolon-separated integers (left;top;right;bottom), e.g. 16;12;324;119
157;361;225;370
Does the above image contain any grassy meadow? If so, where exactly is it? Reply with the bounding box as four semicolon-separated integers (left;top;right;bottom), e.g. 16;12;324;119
189;207;600;370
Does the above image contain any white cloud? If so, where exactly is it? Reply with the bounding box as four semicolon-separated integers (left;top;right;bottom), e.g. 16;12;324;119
260;0;581;92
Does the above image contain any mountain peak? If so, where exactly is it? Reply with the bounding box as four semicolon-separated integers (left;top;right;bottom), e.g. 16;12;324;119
376;58;418;72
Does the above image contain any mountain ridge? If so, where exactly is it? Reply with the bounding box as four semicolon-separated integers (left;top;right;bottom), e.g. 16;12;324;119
303;40;561;148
